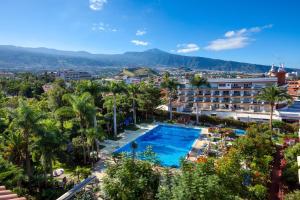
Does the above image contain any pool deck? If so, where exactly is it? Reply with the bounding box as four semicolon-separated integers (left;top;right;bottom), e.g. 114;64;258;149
187;127;209;161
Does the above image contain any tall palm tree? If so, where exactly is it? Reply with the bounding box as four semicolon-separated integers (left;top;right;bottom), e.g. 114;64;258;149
161;73;179;121
33;119;63;183
9;99;44;179
106;81;126;138
256;85;292;130
190;75;210;124
63;92;96;164
127;83;140;125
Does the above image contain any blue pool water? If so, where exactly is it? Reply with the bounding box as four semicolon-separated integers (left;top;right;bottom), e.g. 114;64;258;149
235;129;246;136
114;125;200;167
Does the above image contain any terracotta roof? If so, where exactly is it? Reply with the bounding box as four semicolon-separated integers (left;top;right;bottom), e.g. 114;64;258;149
0;186;26;200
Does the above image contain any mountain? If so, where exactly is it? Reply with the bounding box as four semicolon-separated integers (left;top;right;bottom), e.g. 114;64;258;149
0;45;298;73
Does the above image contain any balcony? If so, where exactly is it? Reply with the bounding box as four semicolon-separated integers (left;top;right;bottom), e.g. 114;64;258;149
232;93;241;96
212;98;219;102
185;91;194;96
232;86;242;89
194;98;203;102
203;98;211;102
232;100;241;103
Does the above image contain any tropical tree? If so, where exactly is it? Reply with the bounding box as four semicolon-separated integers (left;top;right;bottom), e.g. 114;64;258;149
0;131;25;166
0;155;25;188
103;156;160;200
190;75;209;124
63;92;96;164
86;127;104;167
127;83;140;125
9;99;44;179
138;82;161;121
32;119;64;182
256;85;292;130
161;73;179;121
105;81;126;138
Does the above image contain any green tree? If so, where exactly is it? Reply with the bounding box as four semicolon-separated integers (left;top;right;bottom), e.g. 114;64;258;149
103;157;160;200
163;160;237;200
127;83;140;125
138;82;161;121
190;75;209;124
285;190;300;200
9;99;44;179
32;119;64;183
283;143;300;185
63;92;96;164
161;73;179;121
256;86;292;130
0;156;25;188
105;81;126;138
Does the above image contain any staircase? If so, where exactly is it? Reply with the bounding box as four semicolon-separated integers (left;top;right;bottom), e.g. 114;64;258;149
0;186;26;200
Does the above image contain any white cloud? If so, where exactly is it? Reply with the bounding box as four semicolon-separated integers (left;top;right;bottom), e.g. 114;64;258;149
206;24;273;51
89;0;107;11
92;22;117;32
136;30;147;36
131;40;149;46
205;37;249;51
176;43;200;53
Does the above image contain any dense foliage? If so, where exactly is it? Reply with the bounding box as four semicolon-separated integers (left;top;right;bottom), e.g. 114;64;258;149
0;74;161;199
103;156;160;200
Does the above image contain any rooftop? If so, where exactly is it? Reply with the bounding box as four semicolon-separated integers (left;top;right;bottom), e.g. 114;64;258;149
207;77;278;83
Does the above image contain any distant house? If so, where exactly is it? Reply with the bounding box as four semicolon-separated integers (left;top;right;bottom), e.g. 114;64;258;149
0;72;14;79
57;70;91;81
42;84;53;93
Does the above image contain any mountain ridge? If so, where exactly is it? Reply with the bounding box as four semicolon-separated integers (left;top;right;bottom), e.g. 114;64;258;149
0;45;298;73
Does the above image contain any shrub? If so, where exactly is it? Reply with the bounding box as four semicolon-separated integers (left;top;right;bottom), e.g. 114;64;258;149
285;190;300;200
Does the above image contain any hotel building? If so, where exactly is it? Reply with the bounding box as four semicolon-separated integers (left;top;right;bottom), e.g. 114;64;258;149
57;70;92;81
174;65;288;122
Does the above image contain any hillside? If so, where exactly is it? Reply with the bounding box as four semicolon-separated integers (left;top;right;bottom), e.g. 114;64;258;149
0;45;298;73
120;67;158;77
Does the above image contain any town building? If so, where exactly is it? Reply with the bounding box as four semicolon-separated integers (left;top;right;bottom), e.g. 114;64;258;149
172;65;290;122
57;70;91;81
287;80;300;100
0;72;14;79
175;77;280;122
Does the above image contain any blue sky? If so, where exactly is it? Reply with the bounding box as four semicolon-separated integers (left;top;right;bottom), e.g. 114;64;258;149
1;0;300;68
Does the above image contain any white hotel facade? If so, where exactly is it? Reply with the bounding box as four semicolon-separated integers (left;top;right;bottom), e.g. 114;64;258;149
175;76;283;122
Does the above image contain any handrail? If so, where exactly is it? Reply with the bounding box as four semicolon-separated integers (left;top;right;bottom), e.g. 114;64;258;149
56;175;97;200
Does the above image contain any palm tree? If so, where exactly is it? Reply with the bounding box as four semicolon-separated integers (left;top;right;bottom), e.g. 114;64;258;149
86;127;103;167
106;81;126;138
256;85;292;130
190;75;210;124
127;84;140;125
63;92;96;164
33;119;63;183
161;73;179;121
9;99;44;179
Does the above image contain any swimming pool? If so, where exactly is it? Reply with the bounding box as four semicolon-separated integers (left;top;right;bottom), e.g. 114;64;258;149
114;125;201;167
234;129;246;136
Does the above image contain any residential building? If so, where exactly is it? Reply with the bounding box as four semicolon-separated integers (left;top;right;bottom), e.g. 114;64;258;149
57;70;91;81
287;80;300;100
0;72;14;78
175;77;280;122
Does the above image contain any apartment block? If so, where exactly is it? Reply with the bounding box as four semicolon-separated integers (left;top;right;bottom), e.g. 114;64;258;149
57;70;92;81
175;77;280;122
